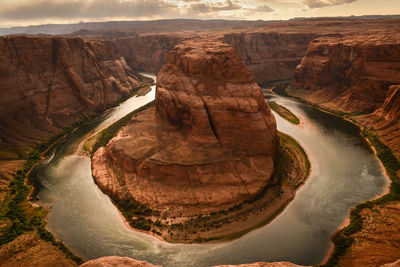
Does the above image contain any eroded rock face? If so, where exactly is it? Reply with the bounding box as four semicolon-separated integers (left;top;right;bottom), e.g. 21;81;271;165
92;39;276;217
113;32;316;86
223;32;318;85
114;35;182;73
215;263;310;267
0;36;147;157
80;256;160;267
293;33;400;114
292;33;400;158
359;84;400;158
156;39;276;154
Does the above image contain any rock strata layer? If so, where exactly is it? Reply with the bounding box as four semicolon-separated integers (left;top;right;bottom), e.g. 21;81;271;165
81;256;160;267
0;36;147;158
92;39;276;217
113;32;317;86
292;33;400;157
223;32;318;85
114;34;183;73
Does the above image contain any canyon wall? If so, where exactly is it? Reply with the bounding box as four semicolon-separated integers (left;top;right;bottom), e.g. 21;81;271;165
292;33;400;157
359;85;400;158
223;32;318;85
113;34;183;73
293;34;400;113
0;36;148;158
113;32;317;86
92;38;277;217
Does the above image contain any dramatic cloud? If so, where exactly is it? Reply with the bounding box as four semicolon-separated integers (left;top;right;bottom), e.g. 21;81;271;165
303;0;357;9
0;0;179;20
0;0;399;28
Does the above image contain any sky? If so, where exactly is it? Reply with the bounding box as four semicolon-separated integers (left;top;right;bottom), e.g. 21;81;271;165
0;0;399;28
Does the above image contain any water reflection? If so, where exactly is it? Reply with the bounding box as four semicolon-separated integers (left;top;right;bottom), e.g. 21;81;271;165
32;87;388;266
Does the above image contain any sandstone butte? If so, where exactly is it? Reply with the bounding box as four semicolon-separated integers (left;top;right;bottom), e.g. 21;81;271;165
92;38;277;218
0;35;149;158
292;33;400;158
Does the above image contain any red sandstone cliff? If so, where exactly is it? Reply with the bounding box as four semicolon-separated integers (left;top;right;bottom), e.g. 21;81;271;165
292;33;400;158
223;32;318;85
0;36;148;158
293;34;400;114
112;32;316;86
359;85;400;158
113;34;182;73
92;38;276;217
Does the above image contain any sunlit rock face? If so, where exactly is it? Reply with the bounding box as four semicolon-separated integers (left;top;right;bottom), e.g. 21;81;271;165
92;38;277;217
0;35;146;157
223;32;318;85
80;256;161;267
292;33;400;158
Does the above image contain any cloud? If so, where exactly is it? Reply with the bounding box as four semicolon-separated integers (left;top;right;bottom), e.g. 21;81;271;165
255;5;274;12
0;0;274;22
0;0;179;21
187;1;242;14
303;0;357;9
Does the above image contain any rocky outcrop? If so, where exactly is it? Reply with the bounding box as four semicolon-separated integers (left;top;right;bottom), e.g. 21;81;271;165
0;36;148;158
215;263;309;267
293;33;400;114
359;85;400;158
114;34;183;73
92;38;276;217
292;33;400;158
337;202;400;267
223;32;318;85
80;256;160;267
381;259;400;267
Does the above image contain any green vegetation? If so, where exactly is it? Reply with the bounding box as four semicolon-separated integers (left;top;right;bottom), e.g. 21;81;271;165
86;101;154;154
268;101;301;125
0;83;154;263
112;195;160;232
87;101;160;232
322;130;400;267
0;150;83;264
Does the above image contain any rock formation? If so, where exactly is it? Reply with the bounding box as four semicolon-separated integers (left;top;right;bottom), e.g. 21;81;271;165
293;33;400;114
112;32;317;86
114;34;183;74
81;256;160;267
359;85;400;158
215;263;309;267
0;36;148;158
223;32;318;85
292;33;400;157
92;38;276;217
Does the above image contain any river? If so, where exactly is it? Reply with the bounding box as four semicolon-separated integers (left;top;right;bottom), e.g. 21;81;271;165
30;75;388;267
